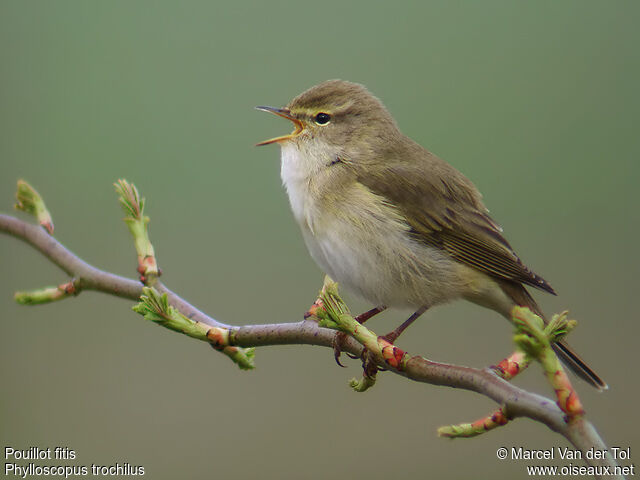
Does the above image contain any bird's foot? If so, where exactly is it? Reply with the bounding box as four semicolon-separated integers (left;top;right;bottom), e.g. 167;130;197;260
332;332;349;367
361;348;382;377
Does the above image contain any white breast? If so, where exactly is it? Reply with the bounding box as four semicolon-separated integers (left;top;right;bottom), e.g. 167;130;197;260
280;144;311;229
279;142;349;283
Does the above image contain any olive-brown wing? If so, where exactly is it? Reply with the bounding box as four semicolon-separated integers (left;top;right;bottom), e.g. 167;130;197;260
356;163;556;294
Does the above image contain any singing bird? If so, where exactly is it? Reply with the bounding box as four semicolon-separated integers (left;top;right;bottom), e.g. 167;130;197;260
257;80;606;390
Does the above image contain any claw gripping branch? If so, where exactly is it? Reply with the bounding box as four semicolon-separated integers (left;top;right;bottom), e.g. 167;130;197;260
133;287;255;370
15;180;54;235
114;179;159;284
311;276;410;392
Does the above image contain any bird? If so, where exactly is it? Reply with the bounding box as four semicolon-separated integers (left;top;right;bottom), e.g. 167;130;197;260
256;79;606;390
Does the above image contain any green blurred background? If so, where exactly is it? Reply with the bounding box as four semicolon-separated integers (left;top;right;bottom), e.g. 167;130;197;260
1;1;638;478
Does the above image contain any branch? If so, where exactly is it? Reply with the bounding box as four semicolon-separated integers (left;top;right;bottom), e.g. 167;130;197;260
0;181;625;479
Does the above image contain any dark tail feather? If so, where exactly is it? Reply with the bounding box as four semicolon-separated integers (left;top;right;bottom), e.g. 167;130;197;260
500;282;608;391
552;341;608;391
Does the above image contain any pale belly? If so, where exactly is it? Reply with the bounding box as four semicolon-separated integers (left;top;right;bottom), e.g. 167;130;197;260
298;212;466;309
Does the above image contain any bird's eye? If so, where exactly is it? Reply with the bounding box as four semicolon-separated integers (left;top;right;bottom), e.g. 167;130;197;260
314;112;331;125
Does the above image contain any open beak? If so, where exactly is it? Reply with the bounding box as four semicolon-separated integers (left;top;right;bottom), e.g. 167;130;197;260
255;106;304;146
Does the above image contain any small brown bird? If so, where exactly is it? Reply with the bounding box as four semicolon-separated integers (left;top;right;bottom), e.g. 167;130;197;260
257;80;606;390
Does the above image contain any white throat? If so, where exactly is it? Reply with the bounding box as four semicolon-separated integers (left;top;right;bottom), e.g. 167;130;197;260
279;140;334;229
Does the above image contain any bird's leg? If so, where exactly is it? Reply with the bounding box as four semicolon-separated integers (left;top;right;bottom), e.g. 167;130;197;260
356;305;388;324
382;305;429;343
334;305;387;366
358;305;429;374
